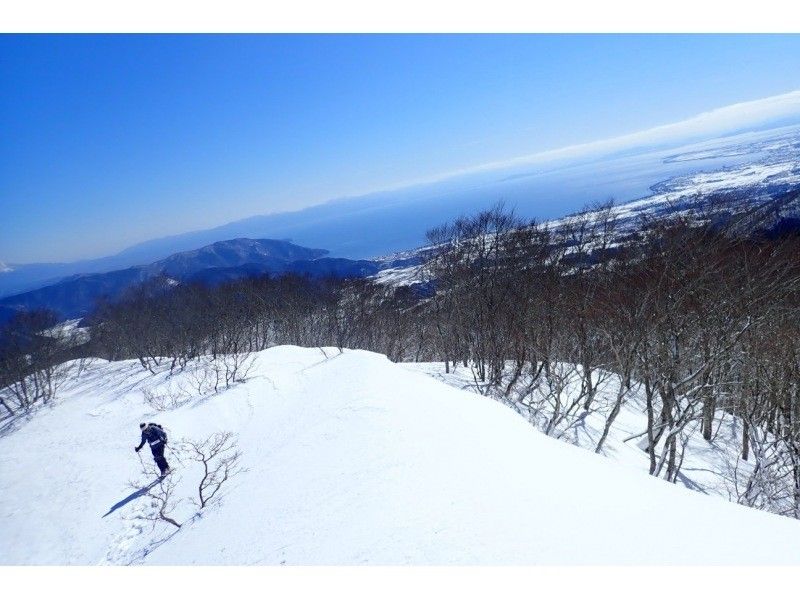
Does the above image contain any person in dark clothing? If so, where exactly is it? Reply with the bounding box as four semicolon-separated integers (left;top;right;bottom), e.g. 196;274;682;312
135;422;170;476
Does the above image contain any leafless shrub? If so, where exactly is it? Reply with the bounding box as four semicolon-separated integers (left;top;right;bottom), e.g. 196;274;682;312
143;475;183;529
181;432;243;510
141;387;186;411
131;459;183;529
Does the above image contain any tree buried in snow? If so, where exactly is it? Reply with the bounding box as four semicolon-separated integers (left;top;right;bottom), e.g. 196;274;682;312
143;473;182;529
131;431;243;534
181;432;243;510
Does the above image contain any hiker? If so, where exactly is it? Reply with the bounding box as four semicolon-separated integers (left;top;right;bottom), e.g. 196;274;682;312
135;422;170;476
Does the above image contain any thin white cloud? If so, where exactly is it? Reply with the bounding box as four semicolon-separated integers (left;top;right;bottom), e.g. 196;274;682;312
400;89;800;188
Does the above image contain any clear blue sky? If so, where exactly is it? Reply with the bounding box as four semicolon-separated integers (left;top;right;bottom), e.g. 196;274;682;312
2;34;800;263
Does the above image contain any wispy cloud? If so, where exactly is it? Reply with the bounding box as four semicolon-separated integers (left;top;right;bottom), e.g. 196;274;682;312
403;90;800;188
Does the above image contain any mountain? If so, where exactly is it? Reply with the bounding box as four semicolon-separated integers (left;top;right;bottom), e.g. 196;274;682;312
1;346;799;565
187;258;380;287
0;237;326;298
145;237;328;278
0;239;378;321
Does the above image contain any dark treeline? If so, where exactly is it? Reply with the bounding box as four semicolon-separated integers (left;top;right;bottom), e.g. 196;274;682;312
2;199;799;517
0;271;428;413
87;273;427;385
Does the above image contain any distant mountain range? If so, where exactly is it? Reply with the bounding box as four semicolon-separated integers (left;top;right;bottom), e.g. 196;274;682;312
0;239;382;322
3;165;799;324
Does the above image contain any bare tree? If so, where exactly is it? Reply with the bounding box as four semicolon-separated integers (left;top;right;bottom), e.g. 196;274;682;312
0;309;75;415
181;432;244;510
131;457;183;529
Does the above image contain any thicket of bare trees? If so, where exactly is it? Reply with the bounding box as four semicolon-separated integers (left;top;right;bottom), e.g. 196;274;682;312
422;202;800;517
0;310;79;416
88;273;425;384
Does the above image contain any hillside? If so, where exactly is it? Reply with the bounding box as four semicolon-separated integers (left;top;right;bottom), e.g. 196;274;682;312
0;239;378;321
2;346;799;565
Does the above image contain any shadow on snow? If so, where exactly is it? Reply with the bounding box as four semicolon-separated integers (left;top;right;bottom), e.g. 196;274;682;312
102;479;160;518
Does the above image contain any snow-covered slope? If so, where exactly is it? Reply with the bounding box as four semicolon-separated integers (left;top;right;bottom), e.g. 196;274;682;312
404;362;775;511
2;346;800;565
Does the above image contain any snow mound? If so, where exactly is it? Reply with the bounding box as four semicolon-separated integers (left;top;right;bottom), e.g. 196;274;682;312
1;346;799;565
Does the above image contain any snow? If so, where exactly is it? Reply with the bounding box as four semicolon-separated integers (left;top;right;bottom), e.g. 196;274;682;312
2;346;800;565
371;265;424;287
664;161;800;196
562;160;799;224
40;318;91;346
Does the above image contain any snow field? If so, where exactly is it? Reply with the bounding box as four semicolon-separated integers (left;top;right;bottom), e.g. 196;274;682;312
2;346;800;565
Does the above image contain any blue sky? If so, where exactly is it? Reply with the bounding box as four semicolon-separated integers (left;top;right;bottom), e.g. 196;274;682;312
2;34;800;264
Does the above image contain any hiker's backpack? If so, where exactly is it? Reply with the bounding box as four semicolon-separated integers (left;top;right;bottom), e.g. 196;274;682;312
151;423;168;445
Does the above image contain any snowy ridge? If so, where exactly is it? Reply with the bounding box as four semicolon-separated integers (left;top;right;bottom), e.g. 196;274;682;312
2;346;800;565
